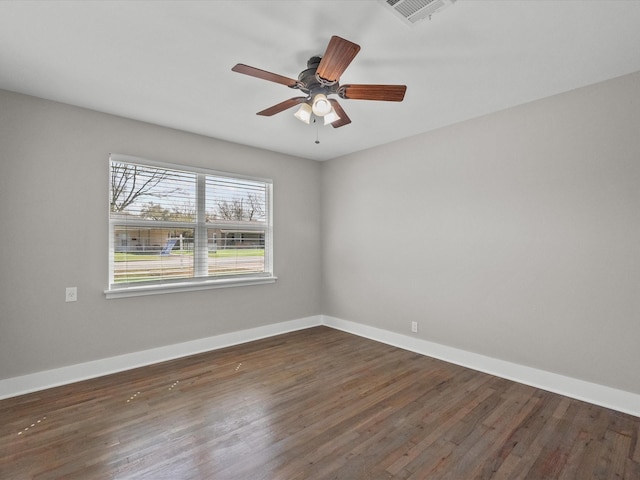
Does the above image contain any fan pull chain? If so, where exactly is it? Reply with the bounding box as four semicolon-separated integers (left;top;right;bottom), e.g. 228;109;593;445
315;118;320;144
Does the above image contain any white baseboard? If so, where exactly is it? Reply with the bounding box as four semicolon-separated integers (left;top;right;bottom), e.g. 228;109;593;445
0;315;322;400
322;315;640;418
3;314;638;418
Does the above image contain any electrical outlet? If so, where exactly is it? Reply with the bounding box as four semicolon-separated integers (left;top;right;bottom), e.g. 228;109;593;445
65;287;77;302
411;321;418;333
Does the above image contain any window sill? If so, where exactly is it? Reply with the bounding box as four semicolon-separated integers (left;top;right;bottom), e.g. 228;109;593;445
105;275;277;299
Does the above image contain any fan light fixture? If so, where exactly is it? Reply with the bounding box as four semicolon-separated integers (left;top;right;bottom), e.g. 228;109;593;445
294;103;312;124
311;93;332;116
294;99;341;126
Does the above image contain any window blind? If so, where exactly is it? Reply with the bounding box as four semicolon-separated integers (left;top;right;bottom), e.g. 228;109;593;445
108;154;273;294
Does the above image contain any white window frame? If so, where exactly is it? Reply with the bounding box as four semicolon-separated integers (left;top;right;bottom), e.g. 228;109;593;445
105;153;275;299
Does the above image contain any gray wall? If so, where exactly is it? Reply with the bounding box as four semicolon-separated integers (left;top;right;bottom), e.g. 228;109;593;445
2;71;639;397
322;72;640;394
0;90;322;379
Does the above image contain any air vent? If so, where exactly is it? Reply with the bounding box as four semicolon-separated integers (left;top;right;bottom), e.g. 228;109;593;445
380;0;457;26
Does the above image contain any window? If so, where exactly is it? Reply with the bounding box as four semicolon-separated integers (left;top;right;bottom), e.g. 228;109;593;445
107;154;274;298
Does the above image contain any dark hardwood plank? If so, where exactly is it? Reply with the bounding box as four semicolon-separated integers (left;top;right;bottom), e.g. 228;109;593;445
1;326;638;479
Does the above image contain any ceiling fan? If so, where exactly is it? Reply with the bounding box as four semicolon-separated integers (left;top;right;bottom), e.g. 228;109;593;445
231;35;407;128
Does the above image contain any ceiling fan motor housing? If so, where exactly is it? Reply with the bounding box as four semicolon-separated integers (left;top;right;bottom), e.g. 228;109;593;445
297;56;339;99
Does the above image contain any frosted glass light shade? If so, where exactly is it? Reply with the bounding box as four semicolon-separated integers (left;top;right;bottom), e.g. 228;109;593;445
294;103;312;124
323;107;341;125
311;93;332;116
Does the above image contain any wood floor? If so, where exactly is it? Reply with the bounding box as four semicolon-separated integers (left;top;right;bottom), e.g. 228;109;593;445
1;327;639;479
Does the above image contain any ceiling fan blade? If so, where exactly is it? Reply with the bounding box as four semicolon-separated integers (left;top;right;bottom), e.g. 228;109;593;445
340;84;407;102
328;99;351;128
316;36;361;84
232;64;299;88
256;97;307;116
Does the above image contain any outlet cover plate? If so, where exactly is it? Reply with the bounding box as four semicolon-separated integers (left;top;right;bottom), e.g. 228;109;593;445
65;287;77;302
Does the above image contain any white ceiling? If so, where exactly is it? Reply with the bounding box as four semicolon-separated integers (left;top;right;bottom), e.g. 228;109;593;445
1;1;640;161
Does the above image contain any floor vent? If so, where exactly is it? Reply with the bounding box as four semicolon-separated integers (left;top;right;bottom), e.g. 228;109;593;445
380;0;457;26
